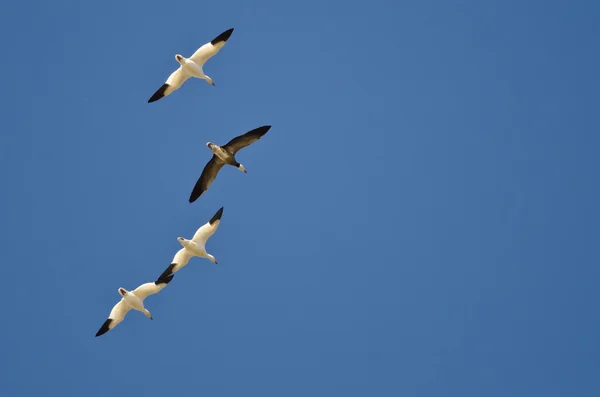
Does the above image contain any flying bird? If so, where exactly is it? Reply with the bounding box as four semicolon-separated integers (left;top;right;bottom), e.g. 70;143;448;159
148;28;234;103
158;207;223;279
95;273;174;337
189;125;271;203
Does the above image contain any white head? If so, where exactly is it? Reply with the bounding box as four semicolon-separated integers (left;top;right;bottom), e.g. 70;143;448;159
206;142;216;153
118;288;128;296
177;237;189;248
175;54;186;65
238;164;247;173
204;75;215;86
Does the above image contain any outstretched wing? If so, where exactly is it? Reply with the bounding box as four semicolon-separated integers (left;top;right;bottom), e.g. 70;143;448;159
223;125;271;154
172;247;193;268
189;156;225;203
132;275;173;301
148;67;190;103
192;207;224;244
157;248;194;279
189;28;234;66
95;300;131;337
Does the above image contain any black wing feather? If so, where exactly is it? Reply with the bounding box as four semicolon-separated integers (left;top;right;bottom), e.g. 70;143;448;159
148;84;170;103
157;263;177;281
209;207;224;225
211;28;234;46
223;125;271;154
189;156;225;203
95;319;113;337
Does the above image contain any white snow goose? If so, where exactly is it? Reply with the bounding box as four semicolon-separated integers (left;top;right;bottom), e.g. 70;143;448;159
95;273;174;337
148;28;234;103
158;207;224;279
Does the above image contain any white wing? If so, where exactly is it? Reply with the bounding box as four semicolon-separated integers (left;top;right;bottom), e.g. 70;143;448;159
189;28;234;67
189;43;220;67
192;220;219;244
96;300;131;336
109;300;130;323
174;247;193;267
169;247;193;273
156;247;192;279
165;67;189;89
148;67;190;103
132;282;168;301
192;207;224;244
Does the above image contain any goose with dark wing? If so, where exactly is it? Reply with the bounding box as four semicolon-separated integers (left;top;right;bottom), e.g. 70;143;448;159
189;125;271;203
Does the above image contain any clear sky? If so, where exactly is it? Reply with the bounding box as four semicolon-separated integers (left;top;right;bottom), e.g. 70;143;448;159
0;0;598;396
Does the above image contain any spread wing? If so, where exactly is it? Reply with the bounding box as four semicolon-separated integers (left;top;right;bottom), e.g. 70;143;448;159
95;300;131;337
132;275;173;301
189;156;225;203
173;247;193;268
157;248;194;279
192;207;224;244
148;67;190;103
189;28;234;67
223;125;271;154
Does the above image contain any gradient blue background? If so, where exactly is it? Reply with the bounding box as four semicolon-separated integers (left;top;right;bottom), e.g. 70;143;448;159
1;0;598;396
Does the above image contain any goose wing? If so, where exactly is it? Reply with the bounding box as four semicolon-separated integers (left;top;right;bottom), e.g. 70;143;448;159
223;125;271;154
189;28;234;66
189;156;225;203
191;207;224;244
148;67;189;103
132;274;174;301
157;248;194;279
95;300;131;337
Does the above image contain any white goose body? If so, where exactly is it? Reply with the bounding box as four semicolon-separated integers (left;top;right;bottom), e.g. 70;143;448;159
178;56;205;79
148;28;234;103
120;288;147;313
157;207;224;279
178;238;208;257
95;274;174;337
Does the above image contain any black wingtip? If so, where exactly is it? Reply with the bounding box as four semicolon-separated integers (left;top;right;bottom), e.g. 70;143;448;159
189;190;203;203
258;125;272;134
157;263;177;281
209;207;224;225
248;125;272;138
148;84;170;103
211;28;234;45
95;319;112;337
156;272;175;286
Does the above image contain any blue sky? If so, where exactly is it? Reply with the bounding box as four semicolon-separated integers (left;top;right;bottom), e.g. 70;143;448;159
0;0;599;396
